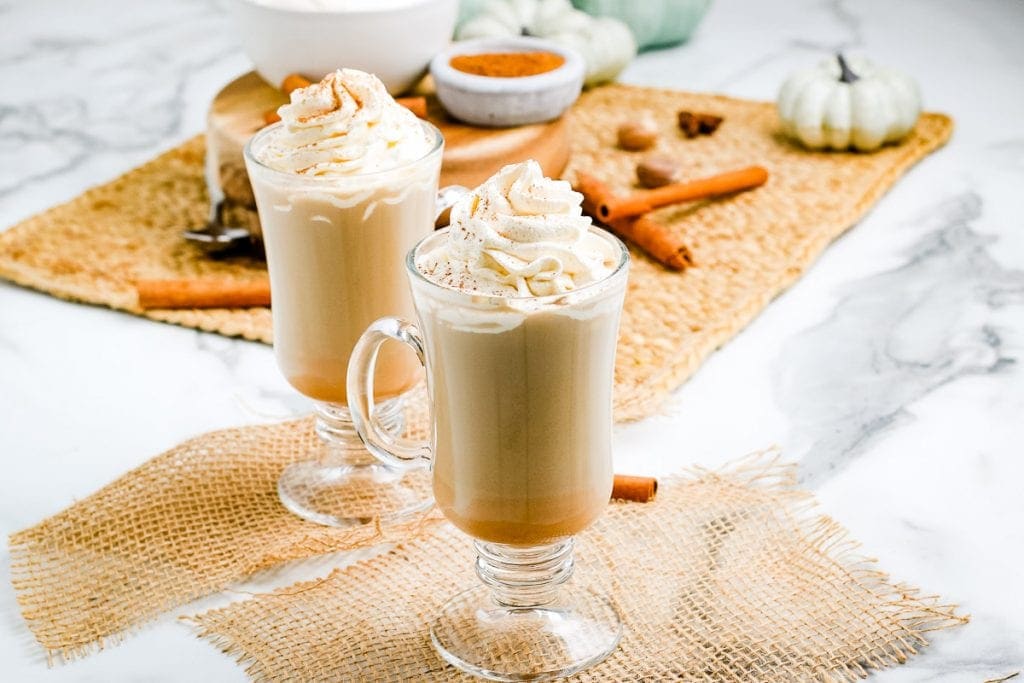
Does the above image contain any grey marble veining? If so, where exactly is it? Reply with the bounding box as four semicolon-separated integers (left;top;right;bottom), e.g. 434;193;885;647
795;0;864;52
778;193;1024;485
1;0;1023;680
0;0;247;225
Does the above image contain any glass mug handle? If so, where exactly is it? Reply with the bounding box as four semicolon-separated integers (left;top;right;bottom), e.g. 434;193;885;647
347;317;432;469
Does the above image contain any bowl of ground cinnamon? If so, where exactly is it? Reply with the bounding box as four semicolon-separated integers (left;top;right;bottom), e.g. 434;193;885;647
430;37;585;127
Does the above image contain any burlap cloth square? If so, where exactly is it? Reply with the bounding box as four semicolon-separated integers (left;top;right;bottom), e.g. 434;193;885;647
8;413;969;675
185;452;966;681
0;85;954;422
9;411;429;663
6;84;961;675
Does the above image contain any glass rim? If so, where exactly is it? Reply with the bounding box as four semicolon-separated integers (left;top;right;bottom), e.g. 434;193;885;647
405;226;630;305
243;118;445;181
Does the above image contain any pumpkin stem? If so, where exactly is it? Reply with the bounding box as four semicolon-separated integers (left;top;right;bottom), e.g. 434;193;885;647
836;53;859;83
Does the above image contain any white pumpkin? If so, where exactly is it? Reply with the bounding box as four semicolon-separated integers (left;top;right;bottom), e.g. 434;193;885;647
457;0;636;86
777;54;921;152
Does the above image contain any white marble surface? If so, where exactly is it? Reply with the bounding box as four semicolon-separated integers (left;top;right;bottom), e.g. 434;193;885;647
2;0;1023;680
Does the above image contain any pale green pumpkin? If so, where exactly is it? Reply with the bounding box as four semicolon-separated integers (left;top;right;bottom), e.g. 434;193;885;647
570;0;712;50
777;54;921;152
458;0;489;26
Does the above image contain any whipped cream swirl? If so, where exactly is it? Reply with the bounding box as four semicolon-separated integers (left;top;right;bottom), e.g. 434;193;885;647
417;161;617;297
261;69;433;176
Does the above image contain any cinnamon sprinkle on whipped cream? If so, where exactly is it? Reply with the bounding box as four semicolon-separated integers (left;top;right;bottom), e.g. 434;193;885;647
417;161;617;297
260;68;433;176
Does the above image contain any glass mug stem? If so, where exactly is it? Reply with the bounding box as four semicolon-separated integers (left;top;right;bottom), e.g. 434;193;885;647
475;538;574;608
275;395;432;527
312;401;401;465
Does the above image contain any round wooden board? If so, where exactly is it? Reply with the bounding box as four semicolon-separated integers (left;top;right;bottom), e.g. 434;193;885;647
207;71;571;204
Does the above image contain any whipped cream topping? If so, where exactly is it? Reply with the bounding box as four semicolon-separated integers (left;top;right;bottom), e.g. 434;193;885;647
417;161;617;297
260;69;433;176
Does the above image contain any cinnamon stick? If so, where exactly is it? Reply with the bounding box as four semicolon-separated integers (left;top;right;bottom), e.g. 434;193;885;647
573;170;612;218
575;171;693;271
396;96;428;119
612;474;658;503
609;215;694;271
598;165;769;223
136;278;271;310
281;73;312;95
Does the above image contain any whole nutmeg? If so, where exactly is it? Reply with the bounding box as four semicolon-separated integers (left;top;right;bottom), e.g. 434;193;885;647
636;155;680;188
617;118;659;151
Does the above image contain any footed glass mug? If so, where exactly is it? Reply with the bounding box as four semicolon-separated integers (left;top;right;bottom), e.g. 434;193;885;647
348;228;630;680
244;120;443;527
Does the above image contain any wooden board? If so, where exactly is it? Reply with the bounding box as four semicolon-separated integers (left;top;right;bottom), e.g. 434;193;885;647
207;71;571;207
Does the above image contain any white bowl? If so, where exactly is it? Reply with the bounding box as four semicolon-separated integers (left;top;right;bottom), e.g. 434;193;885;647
430;37;585;127
229;0;458;94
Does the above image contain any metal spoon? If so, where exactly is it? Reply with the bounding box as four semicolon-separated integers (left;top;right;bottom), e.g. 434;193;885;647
182;199;252;250
183;185;470;250
183;158;253;251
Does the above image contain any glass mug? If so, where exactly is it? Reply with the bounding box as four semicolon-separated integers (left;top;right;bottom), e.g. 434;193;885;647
244;119;443;528
348;228;630;680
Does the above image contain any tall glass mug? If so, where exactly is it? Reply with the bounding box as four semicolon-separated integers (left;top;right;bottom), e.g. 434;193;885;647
348;228;630;680
244;120;443;527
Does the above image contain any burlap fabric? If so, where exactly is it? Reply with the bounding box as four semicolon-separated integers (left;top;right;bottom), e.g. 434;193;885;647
187;453;966;681
9;407;432;663
0;86;953;421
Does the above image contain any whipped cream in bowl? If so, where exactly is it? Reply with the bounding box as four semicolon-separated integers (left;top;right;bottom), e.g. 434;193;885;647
416;160;621;299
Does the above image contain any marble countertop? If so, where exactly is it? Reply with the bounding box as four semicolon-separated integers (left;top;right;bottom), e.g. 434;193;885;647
2;0;1022;680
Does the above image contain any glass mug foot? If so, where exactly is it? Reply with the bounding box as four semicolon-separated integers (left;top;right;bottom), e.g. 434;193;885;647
277;399;433;528
430;539;622;681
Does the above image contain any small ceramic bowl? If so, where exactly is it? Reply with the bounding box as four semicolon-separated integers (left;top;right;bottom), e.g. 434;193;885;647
430;37;585;127
229;0;458;94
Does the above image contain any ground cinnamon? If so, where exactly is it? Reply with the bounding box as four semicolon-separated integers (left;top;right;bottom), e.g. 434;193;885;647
136;278;271;310
264;95;428;127
450;51;565;78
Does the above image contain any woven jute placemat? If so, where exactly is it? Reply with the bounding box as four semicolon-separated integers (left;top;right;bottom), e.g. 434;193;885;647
0;85;953;421
186;453;966;681
9;406;432;663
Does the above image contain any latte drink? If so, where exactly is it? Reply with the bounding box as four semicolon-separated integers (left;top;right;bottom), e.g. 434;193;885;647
347;159;629;677
418;286;623;545
245;69;442;404
411;161;628;545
